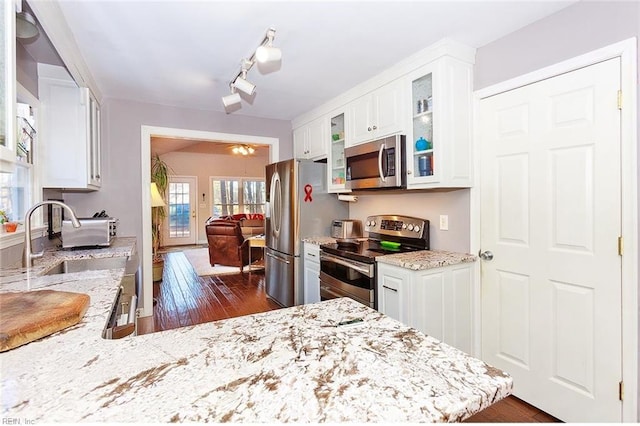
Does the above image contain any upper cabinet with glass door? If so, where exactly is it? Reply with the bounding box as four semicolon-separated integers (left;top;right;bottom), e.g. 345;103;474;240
405;57;473;188
327;110;348;193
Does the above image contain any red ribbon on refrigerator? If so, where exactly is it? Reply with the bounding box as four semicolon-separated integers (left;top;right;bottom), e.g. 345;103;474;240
303;184;313;202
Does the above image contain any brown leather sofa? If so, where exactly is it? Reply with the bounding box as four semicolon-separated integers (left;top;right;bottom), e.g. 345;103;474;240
205;219;263;271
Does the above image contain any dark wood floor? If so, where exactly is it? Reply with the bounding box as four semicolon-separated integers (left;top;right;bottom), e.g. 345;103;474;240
138;250;280;334
138;247;560;423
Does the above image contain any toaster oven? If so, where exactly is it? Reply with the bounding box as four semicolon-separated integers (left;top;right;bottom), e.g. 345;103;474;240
62;217;118;248
331;219;363;242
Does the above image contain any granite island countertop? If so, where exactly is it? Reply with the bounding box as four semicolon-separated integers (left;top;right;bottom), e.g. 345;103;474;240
1;238;510;422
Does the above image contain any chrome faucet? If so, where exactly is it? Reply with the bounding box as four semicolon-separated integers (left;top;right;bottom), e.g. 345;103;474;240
22;200;81;268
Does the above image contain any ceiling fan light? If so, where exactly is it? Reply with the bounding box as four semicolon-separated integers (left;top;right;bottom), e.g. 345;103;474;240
248;147;255;154
222;91;242;108
256;45;282;64
234;75;256;96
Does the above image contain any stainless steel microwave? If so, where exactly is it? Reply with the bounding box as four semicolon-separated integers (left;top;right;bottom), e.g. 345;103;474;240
345;134;406;190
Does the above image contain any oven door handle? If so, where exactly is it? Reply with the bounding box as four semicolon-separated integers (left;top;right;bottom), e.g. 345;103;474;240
320;284;348;300
378;143;386;182
320;253;371;276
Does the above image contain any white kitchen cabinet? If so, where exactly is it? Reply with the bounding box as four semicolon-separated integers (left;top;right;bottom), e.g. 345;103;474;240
327;109;349;193
377;262;411;324
405;57;473;189
377;261;474;354
294;116;327;160
303;242;320;304
347;79;406;146
38;64;101;190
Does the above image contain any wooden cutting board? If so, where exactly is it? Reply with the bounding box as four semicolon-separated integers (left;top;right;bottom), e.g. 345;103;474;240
0;290;90;352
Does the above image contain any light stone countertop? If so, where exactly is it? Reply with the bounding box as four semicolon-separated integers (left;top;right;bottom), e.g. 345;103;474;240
303;236;476;270
1;237;510;422
302;236;338;245
0;237;137;283
375;249;477;270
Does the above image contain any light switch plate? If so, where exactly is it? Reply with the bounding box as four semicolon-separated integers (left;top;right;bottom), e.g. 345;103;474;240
439;215;449;231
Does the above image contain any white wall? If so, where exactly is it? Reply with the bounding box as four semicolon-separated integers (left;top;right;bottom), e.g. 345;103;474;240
475;1;639;90
64;98;292;260
160;150;269;244
349;190;470;253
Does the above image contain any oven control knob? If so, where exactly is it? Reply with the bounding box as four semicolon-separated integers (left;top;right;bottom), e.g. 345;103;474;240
414;225;421;233
402;224;407;229
407;224;414;231
369;220;376;227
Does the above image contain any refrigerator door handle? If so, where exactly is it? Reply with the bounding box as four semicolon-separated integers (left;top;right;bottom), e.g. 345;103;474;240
266;251;291;264
270;172;282;236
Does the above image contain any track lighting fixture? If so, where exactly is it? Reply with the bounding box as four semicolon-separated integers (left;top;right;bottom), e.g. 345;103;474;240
222;27;282;113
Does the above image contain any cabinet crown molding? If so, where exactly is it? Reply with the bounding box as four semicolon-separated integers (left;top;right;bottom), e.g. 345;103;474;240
292;38;476;129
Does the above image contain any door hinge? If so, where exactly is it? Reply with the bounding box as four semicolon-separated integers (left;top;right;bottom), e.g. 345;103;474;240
618;236;624;256
619;381;624;401
617;90;622;110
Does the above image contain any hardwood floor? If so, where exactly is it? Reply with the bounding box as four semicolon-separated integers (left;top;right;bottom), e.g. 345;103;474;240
465;396;561;423
138;250;280;333
137;248;560;423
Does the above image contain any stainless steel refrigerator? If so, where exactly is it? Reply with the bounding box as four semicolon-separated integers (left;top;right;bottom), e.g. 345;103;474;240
265;159;348;307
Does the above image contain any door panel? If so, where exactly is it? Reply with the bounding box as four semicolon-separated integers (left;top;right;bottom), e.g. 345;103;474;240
265;247;294;307
164;176;197;246
479;58;622;422
266;160;296;256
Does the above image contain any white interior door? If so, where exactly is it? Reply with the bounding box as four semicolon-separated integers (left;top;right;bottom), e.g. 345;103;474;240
164;176;197;246
479;58;622;422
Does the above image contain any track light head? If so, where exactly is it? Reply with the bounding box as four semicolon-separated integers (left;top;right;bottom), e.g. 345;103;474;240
256;28;281;64
222;90;241;108
233;71;256;96
256;45;282;64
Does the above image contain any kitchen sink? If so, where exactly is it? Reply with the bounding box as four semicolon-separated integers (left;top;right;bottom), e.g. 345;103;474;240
44;257;128;275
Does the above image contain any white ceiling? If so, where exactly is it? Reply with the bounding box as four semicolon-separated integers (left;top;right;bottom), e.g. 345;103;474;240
49;0;577;122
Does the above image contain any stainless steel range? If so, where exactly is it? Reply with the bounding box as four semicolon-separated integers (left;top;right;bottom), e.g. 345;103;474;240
319;214;430;309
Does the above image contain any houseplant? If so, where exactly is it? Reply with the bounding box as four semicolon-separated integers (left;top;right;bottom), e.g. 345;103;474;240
151;153;171;281
0;210;18;233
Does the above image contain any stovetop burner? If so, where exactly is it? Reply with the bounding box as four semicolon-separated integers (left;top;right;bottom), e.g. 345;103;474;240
321;238;424;264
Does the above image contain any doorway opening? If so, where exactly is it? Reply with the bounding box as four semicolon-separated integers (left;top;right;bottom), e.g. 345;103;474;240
140;126;279;318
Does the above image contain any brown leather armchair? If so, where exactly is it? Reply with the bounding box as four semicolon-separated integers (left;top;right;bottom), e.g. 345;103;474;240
205;220;263;272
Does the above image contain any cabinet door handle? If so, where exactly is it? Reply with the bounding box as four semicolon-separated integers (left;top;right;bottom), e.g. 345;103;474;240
372;125;377;130
382;285;398;292
367;126;372;131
